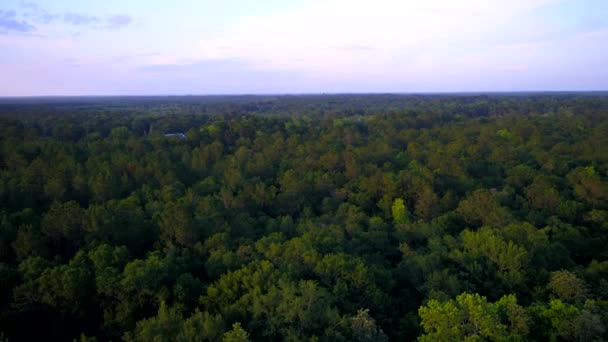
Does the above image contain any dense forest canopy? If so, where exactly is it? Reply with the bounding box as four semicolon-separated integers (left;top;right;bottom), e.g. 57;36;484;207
0;94;607;341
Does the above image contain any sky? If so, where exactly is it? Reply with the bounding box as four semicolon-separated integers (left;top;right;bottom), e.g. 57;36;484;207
0;0;607;95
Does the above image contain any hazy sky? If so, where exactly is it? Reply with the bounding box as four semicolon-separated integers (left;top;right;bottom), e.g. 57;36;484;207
1;0;607;95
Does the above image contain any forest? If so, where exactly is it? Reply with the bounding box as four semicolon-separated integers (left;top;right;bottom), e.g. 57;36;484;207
0;93;607;341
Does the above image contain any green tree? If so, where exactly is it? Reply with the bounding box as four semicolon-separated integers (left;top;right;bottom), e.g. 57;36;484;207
529;299;605;342
41;200;85;255
456;189;512;228
124;302;183;342
547;270;589;303
391;198;410;225
12;225;47;260
222;323;250;342
350;309;388;342
418;293;528;342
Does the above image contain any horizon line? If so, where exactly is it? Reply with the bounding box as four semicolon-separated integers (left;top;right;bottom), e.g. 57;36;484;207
2;90;608;98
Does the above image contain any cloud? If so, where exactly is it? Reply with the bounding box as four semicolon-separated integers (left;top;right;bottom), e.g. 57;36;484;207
3;4;132;32
135;58;307;94
19;2;57;24
109;55;130;63
0;9;35;33
106;15;132;29
333;45;374;51
63;12;99;25
185;0;565;76
139;59;247;73
62;57;81;67
19;2;38;11
137;52;160;57
62;12;132;30
138;58;304;80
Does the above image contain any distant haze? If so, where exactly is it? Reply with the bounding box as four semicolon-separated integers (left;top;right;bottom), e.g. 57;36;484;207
1;0;607;95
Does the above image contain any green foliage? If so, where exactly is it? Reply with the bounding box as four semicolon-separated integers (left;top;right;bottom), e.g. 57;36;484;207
350;309;388;342
0;95;607;341
418;292;528;342
391;198;409;225
125;302;226;342
529;299;605;342
222;323;250;342
125;302;183;342
547;270;589;303
456;227;528;289
456;189;512;228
